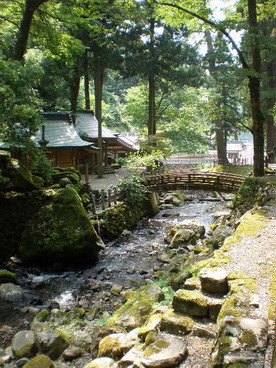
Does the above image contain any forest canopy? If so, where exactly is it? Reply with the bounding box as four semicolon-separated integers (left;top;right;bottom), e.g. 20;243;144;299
0;0;275;175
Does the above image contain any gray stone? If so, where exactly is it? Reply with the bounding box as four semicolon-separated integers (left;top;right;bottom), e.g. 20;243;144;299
208;297;225;321
12;330;36;358
62;346;82;361
173;290;208;317
199;268;229;295
142;335;188;368
16;358;29;367
36;330;68;359
0;283;24;303
192;325;217;339
84;357;116;368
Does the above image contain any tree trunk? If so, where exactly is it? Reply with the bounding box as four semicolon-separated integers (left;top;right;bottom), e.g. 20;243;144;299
13;0;48;61
148;17;156;139
248;0;265;176
148;75;156;136
83;49;91;110
265;38;276;161
70;61;81;115
94;55;104;178
205;30;228;164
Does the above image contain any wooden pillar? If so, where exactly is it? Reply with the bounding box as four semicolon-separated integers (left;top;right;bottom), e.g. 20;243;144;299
85;162;89;183
104;143;108;166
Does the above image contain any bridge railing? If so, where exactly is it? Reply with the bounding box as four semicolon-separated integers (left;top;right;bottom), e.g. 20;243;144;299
145;171;245;190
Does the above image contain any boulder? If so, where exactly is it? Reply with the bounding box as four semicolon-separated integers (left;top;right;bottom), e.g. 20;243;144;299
199;268;229;295
12;330;36;358
0;283;24;303
84;357;116;368
166;221;205;247
172;289;208;317
22;354;55;368
35;330;68;359
19;187;103;265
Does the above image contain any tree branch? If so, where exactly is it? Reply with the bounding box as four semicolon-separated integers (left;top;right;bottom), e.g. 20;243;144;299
154;1;249;70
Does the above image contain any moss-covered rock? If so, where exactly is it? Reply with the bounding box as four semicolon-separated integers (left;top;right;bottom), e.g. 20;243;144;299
19;187;103;265
12;330;37;358
51;168;81;187
94;203;146;240
160;308;194;335
22;354;55;368
0;270;17;284
1;152;44;191
172;289;208;317
106;285;164;330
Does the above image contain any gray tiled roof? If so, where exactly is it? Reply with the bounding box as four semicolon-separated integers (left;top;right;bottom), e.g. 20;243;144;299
34;112;93;148
75;110;118;140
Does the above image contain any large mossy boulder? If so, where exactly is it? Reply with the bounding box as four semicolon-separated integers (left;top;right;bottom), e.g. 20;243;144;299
19;187;103;265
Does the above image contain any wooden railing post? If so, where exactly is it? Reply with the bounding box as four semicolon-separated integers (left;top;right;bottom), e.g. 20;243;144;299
108;189;111;207
92;195;97;215
101;189;106;210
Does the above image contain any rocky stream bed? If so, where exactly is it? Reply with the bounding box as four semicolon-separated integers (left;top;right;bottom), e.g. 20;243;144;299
2;188;270;368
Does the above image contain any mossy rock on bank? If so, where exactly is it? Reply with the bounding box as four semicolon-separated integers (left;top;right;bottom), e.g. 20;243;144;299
0;190;49;261
0;270;17;284
106;284;164;330
0;151;43;191
95;204;146;240
19;187;103;265
51;167;81;187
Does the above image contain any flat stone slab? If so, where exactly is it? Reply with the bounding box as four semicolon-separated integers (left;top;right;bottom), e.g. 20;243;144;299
199;268;229;295
119;334;188;368
172;289;208;317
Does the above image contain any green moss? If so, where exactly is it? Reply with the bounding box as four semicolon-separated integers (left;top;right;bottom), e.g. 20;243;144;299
0;270;17;284
98;335;122;359
268;262;276;320
232;177;264;215
143;339;170;358
19;187;102;264
212;165;252;176
239;330;257;347
22;354;54;368
226;364;249;368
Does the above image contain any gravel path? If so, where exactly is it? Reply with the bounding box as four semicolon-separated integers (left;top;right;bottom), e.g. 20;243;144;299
225;194;276;321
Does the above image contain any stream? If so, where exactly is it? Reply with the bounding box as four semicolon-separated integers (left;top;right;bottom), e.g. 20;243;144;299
0;190;232;365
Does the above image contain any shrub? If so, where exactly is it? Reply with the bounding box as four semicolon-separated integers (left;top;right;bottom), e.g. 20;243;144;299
118;175;149;206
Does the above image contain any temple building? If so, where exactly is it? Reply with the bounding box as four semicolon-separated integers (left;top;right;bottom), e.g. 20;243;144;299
34;112;99;169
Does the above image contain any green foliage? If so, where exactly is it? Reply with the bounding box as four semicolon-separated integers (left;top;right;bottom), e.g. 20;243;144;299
118;175;149;206
212;165;253;176
126;150;165;172
233;177;262;215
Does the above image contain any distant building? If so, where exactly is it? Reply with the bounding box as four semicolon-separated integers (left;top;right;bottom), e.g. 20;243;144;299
34;112;99;168
227;133;253;165
75;110;138;165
